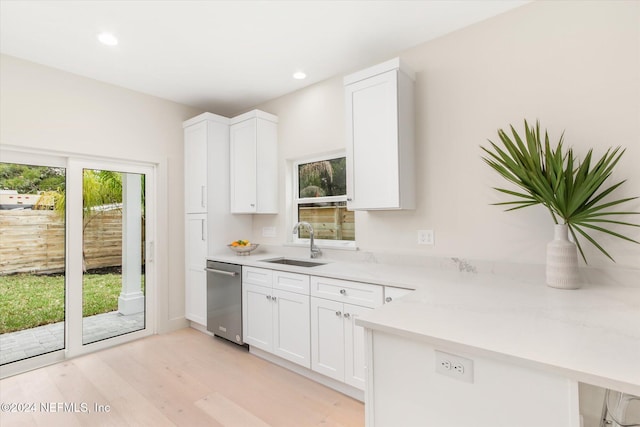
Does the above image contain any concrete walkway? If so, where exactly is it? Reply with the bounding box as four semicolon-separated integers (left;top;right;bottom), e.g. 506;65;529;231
0;311;144;365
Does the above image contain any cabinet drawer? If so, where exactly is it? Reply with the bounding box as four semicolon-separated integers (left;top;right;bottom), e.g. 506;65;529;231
311;276;383;308
384;286;413;303
243;266;272;287
273;271;310;295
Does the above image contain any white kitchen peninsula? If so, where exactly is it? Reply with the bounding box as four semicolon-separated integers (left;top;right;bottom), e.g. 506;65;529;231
356;270;640;427
208;251;640;426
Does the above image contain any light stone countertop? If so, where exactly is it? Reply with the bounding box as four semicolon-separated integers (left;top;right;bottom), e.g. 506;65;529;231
208;251;640;396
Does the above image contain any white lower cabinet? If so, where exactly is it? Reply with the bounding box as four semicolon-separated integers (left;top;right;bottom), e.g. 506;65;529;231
310;297;372;390
185;214;207;325
243;282;273;350
310;276;382;391
242;267;388;393
272;289;310;366
242;267;311;368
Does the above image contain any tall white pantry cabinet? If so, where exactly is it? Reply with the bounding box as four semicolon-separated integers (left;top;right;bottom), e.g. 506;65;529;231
183;112;252;326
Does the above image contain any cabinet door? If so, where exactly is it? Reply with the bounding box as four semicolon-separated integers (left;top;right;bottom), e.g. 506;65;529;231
346;70;399;210
242;283;272;351
272;289;310;368
311;297;345;382
343;304;372;390
185;214;207;325
230;119;257;213
184;121;208;213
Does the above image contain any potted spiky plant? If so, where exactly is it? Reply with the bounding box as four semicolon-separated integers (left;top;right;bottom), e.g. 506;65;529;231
481;120;639;289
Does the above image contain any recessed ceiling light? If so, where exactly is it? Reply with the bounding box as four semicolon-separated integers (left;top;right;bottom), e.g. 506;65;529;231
97;32;118;46
293;71;306;80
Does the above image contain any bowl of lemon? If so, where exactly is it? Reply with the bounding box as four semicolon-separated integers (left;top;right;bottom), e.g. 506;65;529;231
227;240;259;255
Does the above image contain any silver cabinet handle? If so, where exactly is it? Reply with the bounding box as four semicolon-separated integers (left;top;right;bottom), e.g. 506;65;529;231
335;311;342;317
346;198;353;202
344;313;351;319
204;268;238;277
339;289;346;295
266;295;272;300
385;296;392;303
201;186;206;207
201;219;206;241
272;296;277;302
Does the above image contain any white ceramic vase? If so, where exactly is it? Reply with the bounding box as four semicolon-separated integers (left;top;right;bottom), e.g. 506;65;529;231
546;224;580;289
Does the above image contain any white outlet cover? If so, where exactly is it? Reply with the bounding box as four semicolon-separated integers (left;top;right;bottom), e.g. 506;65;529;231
418;229;434;245
435;350;474;383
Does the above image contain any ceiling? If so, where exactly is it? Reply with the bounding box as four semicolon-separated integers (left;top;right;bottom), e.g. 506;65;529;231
0;1;529;116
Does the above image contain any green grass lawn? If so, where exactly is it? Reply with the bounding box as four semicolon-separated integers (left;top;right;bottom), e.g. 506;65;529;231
0;273;132;334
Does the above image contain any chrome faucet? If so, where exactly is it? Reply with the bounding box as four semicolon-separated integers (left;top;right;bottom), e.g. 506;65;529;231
293;221;322;259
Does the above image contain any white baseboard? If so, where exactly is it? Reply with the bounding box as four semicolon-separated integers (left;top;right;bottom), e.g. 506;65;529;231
188;321;213;335
249;347;365;402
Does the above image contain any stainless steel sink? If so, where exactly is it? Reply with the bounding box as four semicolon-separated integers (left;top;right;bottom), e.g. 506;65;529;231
261;257;326;268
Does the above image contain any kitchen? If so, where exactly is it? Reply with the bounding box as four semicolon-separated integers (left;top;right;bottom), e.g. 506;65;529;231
1;1;639;426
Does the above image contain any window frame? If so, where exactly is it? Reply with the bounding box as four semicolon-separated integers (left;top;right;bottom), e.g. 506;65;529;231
292;152;355;249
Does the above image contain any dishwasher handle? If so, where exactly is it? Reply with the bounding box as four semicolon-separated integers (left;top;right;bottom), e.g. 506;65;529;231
204;267;238;277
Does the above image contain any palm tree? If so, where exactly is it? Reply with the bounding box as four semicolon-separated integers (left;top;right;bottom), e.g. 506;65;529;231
299;160;334;197
45;170;124;271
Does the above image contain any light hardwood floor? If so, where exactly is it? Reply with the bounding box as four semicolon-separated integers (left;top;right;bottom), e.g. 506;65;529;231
0;328;365;427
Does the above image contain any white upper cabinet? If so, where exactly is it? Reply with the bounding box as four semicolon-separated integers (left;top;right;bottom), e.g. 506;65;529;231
344;57;415;210
184;120;209;213
230;110;278;214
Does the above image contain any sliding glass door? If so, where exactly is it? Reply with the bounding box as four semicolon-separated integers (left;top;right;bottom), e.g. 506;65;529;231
0;158;67;365
0;149;155;376
81;169;146;345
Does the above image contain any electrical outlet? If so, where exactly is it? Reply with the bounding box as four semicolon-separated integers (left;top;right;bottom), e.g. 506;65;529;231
435;350;474;383
418;230;434;245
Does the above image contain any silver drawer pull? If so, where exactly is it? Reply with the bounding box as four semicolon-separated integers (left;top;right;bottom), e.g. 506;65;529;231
272;296;277;302
204;268;238;277
266;295;271;300
343;313;351;319
385;297;392;303
335;311;342;317
339;289;346;295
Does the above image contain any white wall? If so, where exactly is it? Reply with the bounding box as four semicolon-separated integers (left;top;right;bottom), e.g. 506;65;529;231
0;54;202;332
253;0;640;270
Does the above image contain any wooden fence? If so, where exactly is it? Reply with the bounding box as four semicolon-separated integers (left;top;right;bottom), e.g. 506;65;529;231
0;210;124;275
299;206;354;241
0;206;349;275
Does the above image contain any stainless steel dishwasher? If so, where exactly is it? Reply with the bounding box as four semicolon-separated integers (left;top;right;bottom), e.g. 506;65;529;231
205;261;246;346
